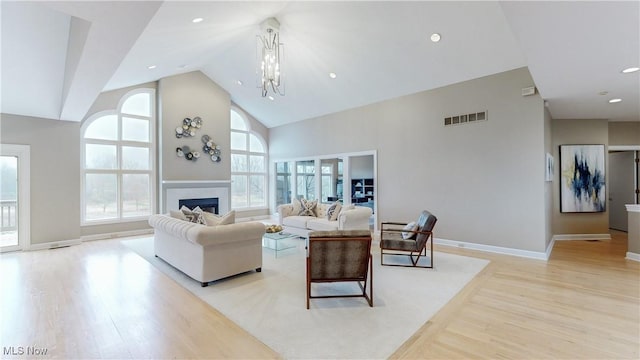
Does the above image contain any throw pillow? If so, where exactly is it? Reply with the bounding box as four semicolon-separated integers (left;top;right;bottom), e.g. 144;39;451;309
291;198;303;214
181;206;206;224
298;198;317;216
402;221;418;240
326;201;342;221
169;210;187;220
203;210;236;226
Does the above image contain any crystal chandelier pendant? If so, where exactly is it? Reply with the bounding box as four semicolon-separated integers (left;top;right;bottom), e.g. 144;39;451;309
257;18;284;97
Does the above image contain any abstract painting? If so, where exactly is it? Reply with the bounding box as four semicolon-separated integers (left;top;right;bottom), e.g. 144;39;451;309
560;144;606;213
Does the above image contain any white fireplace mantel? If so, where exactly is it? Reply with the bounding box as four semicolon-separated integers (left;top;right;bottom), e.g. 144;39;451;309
162;180;231;214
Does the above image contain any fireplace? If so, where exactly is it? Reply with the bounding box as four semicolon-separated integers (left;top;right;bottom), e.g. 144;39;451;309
178;197;219;214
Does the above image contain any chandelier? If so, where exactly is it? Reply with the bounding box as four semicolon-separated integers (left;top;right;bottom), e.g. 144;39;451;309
257;17;284;97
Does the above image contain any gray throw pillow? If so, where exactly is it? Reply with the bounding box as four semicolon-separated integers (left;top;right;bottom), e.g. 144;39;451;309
298;199;317;216
327;201;342;221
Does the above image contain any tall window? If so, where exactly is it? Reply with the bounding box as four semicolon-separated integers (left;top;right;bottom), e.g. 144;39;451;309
81;89;155;223
230;108;267;208
296;160;316;200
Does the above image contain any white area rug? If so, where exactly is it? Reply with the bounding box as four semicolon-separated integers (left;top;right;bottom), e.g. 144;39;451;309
122;237;488;359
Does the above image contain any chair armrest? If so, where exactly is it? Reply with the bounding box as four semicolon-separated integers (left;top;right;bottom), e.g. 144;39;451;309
338;206;373;230
276;204;295;224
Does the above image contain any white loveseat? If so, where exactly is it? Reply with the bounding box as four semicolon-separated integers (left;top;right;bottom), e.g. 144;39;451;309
277;202;373;237
148;214;266;287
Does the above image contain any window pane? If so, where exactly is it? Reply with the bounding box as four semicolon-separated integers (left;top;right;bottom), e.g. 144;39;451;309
230;131;247;151
230;110;247;130
249;134;264;153
276;174;292;206
231;154;247;172
231;175;248;208
321;175;332;202
250;155;265;172
250;175;266;207
85;174;117;220
84;115;117;140
122;117;149;142
122;146;150;170
122;174;150;217
85;144;117;169
121;92;151;117
297;175;315;200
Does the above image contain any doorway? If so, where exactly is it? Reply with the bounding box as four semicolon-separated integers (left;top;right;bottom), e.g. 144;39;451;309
0;144;30;252
608;150;639;232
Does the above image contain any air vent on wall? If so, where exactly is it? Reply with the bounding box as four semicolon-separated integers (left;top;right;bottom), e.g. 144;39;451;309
444;110;487;126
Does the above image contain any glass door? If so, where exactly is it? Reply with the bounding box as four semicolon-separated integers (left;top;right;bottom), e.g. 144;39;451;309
1;144;29;252
0;155;19;251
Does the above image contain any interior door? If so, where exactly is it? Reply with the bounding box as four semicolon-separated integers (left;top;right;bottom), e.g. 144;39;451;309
609;151;635;231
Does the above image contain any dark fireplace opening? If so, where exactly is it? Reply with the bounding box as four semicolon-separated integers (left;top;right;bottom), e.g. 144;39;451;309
179;197;219;214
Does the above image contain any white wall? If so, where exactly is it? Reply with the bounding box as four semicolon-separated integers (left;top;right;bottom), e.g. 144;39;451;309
270;67;547;252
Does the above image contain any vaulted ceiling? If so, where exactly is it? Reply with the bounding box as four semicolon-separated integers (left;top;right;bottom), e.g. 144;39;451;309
1;1;638;128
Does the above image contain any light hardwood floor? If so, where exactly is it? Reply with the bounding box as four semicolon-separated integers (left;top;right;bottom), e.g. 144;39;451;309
1;232;638;359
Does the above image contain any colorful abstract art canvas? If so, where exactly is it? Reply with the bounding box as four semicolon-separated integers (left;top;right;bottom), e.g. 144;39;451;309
559;144;606;213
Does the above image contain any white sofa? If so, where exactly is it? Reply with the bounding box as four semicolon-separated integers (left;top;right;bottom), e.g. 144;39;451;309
148;214;266;287
277;202;373;237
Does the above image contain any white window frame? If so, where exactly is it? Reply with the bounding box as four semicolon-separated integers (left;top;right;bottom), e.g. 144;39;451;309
81;88;156;225
230;107;268;210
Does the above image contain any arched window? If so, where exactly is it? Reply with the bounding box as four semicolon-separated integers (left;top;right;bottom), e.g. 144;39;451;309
230;108;267;209
81;89;155;223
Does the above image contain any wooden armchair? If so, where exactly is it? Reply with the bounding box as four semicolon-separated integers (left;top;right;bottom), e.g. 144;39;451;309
306;230;373;309
380;210;437;268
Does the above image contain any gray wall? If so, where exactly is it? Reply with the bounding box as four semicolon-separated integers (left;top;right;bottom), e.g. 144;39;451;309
270;67;548;252
609;122;640;146
159;71;231;181
350;155;374;179
544;107;553;248
551;119;609;235
0;114;81;245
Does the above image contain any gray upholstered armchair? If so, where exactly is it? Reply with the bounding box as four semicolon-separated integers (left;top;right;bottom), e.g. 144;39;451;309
380;210;437;268
306;230;373;309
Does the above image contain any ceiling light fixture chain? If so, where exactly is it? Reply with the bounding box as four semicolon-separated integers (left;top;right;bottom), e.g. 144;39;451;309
257;17;284;98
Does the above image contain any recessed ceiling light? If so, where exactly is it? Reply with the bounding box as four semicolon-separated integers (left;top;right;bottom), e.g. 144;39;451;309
236;80;243;86
622;67;639;73
268;95;275;101
178;64;188;69
430;33;441;43
147;65;157;69
329;72;337;79
609;98;622;103
192;17;204;23
598;91;609;96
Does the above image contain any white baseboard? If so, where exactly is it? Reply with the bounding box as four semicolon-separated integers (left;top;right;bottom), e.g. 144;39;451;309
552;234;612;241
28;238;82;251
81;228;154;242
435;237;550;261
626;252;640;262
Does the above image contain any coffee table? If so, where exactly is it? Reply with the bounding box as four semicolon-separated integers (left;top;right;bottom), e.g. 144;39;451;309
262;232;300;258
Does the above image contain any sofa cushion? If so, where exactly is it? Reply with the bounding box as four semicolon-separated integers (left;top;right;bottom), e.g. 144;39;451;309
307;218;339;231
169;210;187;220
283;215;313;228
292;198;303;214
299;198;317;216
203;210;235;226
